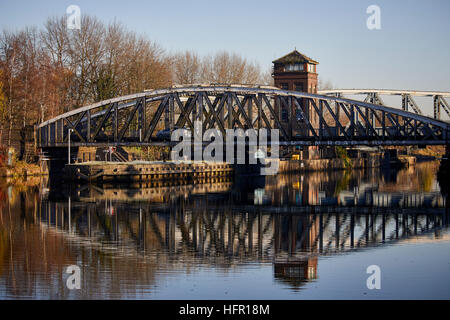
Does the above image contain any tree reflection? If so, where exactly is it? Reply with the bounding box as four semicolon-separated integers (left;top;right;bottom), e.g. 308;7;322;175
0;162;448;297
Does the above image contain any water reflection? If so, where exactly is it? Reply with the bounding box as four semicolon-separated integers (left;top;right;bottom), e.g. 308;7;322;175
0;162;448;298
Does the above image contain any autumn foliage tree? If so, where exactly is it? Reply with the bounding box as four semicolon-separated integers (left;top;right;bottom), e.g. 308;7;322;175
0;14;271;152
0;71;7;146
0;15;173;149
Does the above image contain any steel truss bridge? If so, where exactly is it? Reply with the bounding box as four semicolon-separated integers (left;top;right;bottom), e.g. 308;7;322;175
318;89;450;120
37;85;450;149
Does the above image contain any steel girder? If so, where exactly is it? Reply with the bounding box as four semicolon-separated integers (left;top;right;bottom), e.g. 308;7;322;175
37;85;450;148
319;89;450;120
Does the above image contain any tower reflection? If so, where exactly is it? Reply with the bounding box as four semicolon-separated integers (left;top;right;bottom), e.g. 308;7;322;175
1;162;448;296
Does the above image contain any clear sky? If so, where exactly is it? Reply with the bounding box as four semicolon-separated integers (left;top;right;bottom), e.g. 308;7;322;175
0;0;449;91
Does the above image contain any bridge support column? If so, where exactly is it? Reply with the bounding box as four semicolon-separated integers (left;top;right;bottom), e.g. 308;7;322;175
437;144;450;200
41;147;78;180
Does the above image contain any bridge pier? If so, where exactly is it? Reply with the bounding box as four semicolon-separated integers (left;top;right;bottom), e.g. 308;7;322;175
437;144;450;198
41;147;78;178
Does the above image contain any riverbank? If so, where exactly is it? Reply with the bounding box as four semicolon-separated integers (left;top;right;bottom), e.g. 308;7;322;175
0;161;44;183
2;145;444;182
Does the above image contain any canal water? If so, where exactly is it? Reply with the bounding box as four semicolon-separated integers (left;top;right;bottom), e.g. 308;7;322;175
0;161;449;299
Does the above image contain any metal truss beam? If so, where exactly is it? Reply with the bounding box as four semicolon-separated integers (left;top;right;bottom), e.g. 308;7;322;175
319;89;450;120
37;85;450;148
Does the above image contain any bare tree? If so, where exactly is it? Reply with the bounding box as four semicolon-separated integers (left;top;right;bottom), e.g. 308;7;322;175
41;16;74;113
318;77;334;90
199;51;264;85
67;15;105;107
41;16;69;69
120;32;171;93
0;70;7;144
261;66;274;86
172;50;200;85
0;30;20;147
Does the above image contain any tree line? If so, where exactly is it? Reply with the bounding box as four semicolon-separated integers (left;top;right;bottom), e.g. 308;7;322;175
0;14;271;148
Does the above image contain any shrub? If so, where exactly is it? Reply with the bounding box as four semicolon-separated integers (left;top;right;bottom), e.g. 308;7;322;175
336;146;352;169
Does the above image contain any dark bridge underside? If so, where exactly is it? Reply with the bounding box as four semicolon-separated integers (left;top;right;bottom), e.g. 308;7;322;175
37;85;450;148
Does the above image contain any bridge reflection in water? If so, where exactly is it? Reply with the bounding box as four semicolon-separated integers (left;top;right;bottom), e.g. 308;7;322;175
30;162;448;293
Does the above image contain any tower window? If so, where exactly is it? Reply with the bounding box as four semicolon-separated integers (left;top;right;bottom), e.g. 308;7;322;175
308;64;316;72
285;63;304;72
295;83;303;92
280;83;289;90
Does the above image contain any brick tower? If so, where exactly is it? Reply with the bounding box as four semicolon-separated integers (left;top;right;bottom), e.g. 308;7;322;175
272;50;320;159
272;49;318;94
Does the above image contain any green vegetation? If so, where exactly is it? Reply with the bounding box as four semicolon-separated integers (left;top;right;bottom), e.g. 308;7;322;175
335;146;352;169
334;170;352;196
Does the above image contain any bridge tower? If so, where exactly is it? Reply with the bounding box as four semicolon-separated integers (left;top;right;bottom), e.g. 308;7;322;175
272;49;319;94
272;50;320;159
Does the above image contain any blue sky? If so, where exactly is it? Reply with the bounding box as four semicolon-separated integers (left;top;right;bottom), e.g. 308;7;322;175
1;0;449;91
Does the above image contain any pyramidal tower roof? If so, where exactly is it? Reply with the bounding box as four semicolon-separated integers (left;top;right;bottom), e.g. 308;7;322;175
272;50;319;65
